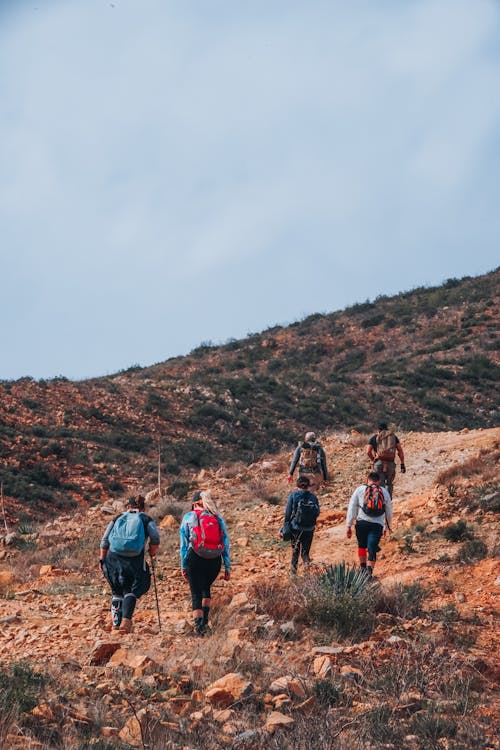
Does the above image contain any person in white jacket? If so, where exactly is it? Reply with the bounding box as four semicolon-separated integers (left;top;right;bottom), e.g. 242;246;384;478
346;471;392;577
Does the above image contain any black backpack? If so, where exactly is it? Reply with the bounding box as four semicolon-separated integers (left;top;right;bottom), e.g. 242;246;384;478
294;491;320;529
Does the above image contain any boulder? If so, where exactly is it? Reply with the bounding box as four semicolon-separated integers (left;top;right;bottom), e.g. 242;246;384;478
265;711;294;733
205;673;253;708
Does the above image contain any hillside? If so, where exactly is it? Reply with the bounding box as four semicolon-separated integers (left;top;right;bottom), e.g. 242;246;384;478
0;268;498;523
0;427;498;749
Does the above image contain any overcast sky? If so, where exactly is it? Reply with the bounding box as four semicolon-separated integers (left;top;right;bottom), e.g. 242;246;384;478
1;0;499;381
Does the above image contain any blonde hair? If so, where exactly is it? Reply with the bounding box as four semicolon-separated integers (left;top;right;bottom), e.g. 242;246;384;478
200;490;221;517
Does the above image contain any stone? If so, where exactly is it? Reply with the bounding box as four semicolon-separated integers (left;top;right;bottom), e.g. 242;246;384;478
205;672;253;707
265;711;294;733
159;514;177;528
89;641;122;666
340;665;363;683
313;655;333;678
119;710;146;747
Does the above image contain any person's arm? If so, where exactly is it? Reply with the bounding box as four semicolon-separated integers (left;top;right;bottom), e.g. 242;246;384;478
367;436;376;461
219;516;231;573
346;487;360;535
100;520;114;557
288;446;301;478
284;493;295;523
179;514;191;572
383;489;393;530
396;440;405;469
319;447;328;481
144;516;160;556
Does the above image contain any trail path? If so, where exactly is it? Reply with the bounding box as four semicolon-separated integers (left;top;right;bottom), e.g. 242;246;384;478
0;427;498;668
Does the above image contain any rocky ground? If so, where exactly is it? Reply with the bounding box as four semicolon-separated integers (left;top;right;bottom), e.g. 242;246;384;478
0;427;498;749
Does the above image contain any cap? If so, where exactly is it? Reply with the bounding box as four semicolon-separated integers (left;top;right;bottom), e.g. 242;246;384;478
191;491;202;504
297;476;310;488
378;422;388;431
127;496;139;508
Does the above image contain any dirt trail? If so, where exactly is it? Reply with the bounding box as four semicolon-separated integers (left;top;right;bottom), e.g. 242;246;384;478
0;427;498;667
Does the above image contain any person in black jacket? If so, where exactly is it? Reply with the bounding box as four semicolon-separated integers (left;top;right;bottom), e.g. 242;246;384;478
283;476;320;574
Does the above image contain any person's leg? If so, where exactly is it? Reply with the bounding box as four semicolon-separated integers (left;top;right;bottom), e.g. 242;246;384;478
111;595;123;628
355;521;369;569
290;531;301;573
385;462;396;498
300;530;314;564
366;523;384;576
185;550;205;634
200;557;222;631
120;592;137;632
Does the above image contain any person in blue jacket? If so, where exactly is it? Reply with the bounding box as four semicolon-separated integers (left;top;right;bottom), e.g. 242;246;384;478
180;490;231;636
283;476;320;574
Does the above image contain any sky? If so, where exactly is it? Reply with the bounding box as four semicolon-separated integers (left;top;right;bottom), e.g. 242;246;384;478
1;0;499;381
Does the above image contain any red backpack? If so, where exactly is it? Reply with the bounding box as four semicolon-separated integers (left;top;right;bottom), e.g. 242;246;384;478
362;484;386;517
190;509;224;559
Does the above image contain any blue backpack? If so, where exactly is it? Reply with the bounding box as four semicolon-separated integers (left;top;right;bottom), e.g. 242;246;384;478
109;512;147;556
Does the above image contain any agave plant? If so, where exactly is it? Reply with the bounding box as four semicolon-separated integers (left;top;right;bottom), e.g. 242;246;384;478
301;561;377;640
318;561;375;598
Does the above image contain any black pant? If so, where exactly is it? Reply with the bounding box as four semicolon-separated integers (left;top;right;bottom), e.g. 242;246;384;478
355;520;384;562
103;552;151;618
291;529;314;571
184;548;222;610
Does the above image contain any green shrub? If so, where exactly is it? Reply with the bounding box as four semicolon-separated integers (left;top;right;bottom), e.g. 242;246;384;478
456;538;488;563
442;520;473;542
0;661;46;717
300;562;376;640
313;679;342;707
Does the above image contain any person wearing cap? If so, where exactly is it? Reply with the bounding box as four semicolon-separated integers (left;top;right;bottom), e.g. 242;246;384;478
283;475;320;574
367;422;405;498
100;495;160;633
179;490;231;636
287;431;328;490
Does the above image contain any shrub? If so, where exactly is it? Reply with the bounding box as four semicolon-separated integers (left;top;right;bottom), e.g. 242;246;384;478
456;538;488;563
300;563;376;640
374;582;426;619
167;480;192;500
313;678;343;707
442;520;473;542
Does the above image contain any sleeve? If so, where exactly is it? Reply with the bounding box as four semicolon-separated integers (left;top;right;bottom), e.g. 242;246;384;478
319;447;328;480
289;446;301;475
100;520;115;550
144;516;160;546
368;435;377;450
218;516;231;571
179;513;192;570
284;492;295;523
346;487;361;528
383;489;393;528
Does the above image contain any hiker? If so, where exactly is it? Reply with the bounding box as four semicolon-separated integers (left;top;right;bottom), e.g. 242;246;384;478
287;431;328;490
283;475;320;574
346;471;392;577
367;422;405;497
180;490;231;636
100;495;160;633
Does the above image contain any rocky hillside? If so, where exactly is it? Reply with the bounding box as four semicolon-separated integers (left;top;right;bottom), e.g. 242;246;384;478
0;427;498;749
0;268;498;523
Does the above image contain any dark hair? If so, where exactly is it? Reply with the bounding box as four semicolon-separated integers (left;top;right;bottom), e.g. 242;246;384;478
368;471;381;482
297;476;310;488
378;422;388;431
128;495;145;510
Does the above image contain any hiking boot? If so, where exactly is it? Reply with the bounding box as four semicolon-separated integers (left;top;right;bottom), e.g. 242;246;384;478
194;616;206;636
119;618;133;634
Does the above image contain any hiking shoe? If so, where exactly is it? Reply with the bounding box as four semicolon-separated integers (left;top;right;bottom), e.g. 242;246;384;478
194;617;206;636
119;618;133;634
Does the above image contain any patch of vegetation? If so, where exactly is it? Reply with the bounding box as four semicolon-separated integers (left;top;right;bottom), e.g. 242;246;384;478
442;520;473;542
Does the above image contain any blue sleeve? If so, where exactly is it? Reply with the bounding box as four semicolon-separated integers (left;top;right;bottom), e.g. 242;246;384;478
100;520;115;550
145;519;160;546
179;513;192;569
219;516;231;571
284;492;295;523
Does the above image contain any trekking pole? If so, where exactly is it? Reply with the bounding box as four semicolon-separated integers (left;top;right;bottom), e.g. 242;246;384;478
150;555;162;632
